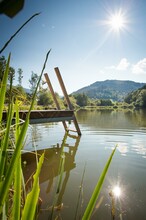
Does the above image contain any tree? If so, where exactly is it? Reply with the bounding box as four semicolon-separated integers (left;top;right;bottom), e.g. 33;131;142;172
100;99;113;106
17;68;23;87
37;89;53;106
0;56;15;85
0;56;6;83
142;91;146;107
68;95;77;108
6;85;27;104
74;93;89;107
124;85;146;108
8;66;15;84
124;93;133;104
135;90;146;108
29;71;39;94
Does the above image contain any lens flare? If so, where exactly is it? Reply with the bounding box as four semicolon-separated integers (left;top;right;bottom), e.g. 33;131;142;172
113;186;121;197
109;12;125;31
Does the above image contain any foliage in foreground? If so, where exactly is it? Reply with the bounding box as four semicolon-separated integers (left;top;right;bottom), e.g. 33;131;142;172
0;52;50;219
82;146;117;220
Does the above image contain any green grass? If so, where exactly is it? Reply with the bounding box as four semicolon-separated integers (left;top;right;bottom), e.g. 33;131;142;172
0;52;50;219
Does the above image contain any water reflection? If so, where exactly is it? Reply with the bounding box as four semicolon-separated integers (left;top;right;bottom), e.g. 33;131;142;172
77;109;146;129
112;185;121;198
23;109;146;219
109;185;122;219
77;109;146;159
22;132;80;219
117;143;128;156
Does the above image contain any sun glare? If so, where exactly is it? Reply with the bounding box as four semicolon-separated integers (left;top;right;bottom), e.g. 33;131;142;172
108;11;126;32
113;186;121;197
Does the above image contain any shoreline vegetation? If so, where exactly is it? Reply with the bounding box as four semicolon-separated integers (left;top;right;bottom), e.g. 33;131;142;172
77;104;137;111
3;101;142;112
2;102;144;113
1;54;146;112
0;52;50;219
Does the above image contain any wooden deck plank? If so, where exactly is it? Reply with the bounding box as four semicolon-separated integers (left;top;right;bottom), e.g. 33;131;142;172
2;110;74;123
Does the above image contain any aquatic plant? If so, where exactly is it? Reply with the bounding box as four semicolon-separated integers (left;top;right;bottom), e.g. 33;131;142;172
49;132;68;220
0;51;50;219
82;145;117;220
0;13;40;54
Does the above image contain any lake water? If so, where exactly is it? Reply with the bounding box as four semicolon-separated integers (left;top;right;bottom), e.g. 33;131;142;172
23;109;146;220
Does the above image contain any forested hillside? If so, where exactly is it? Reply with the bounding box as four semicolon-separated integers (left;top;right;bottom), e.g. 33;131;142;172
72;80;145;101
125;85;146;108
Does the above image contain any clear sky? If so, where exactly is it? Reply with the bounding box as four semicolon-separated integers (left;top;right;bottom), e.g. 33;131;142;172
1;0;146;94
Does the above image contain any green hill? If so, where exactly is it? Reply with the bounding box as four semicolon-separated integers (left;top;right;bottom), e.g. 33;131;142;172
72;80;145;101
125;85;146;108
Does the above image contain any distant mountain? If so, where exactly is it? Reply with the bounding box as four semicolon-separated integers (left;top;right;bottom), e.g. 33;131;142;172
72;80;146;101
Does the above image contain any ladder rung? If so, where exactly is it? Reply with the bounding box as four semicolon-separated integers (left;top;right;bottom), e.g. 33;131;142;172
67;129;77;133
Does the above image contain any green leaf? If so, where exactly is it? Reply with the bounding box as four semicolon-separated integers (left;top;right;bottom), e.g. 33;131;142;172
12;156;21;220
0;102;14;178
0;50;50;214
0;53;11;122
11;102;21;220
21;153;44;220
82;146;117;220
0;117;29;213
50;132;68;220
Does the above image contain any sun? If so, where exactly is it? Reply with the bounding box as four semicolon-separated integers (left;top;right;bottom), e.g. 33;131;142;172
108;12;125;32
113;186;121;197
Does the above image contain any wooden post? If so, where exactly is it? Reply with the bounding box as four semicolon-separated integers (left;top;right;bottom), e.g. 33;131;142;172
44;73;68;131
54;67;81;135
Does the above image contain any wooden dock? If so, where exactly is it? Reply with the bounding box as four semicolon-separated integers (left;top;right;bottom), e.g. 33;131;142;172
2;110;74;124
2;67;81;135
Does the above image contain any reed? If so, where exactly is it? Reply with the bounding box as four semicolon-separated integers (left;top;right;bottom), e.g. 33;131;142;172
82;145;117;220
49;132;68;220
74;162;86;220
0;51;50;219
0;13;40;54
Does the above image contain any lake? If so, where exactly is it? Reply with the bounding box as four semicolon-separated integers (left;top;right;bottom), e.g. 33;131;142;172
22;109;146;220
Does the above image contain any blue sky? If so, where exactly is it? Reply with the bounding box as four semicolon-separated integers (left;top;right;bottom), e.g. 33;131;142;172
1;0;146;94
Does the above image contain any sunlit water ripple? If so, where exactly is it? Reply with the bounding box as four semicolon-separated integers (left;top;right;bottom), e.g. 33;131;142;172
23;109;146;220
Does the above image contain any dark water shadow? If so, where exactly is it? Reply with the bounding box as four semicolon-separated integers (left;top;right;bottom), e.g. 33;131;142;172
22;132;81;218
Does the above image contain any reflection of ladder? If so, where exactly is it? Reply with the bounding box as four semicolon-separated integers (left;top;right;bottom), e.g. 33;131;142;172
44;67;81;136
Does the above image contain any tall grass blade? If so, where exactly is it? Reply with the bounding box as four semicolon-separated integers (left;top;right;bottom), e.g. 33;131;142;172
56;132;68;194
0;53;11;122
0;102;13;178
15;100;21;142
74;163;86;220
12;156;21;220
82;146;117;220
11;101;21;220
56;152;65;194
50;132;68;220
21;153;44;220
0;51;51;213
0;117;29;213
0;13;40;54
2;204;7;220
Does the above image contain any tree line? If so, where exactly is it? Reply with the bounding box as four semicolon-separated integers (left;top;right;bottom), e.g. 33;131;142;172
124;85;146;108
1;55;146;109
0;55;115;109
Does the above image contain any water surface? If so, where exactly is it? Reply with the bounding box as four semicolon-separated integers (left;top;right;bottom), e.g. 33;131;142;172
23;109;146;220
